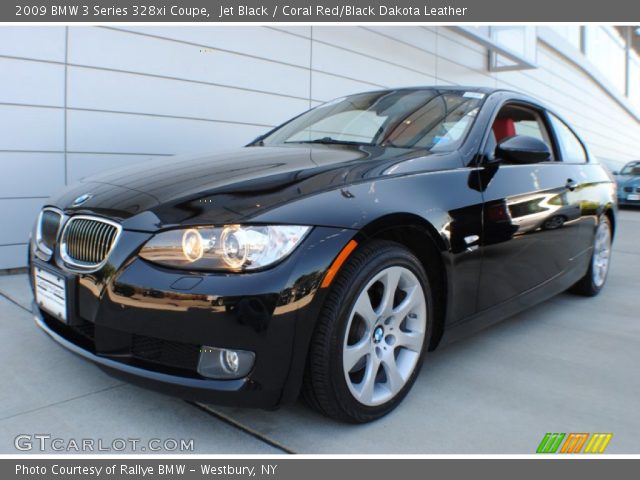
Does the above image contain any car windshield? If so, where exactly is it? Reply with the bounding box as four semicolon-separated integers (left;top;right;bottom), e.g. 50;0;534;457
260;89;484;151
621;163;640;175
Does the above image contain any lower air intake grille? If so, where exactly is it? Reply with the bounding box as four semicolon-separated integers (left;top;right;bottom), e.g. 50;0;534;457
131;335;201;372
61;216;120;268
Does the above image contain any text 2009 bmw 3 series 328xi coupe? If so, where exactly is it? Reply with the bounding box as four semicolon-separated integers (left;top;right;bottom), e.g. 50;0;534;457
30;87;616;423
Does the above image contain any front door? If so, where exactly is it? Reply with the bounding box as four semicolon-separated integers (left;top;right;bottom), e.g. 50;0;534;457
476;103;583;311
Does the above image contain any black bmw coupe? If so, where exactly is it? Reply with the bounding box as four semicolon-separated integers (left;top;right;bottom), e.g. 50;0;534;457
30;87;616;422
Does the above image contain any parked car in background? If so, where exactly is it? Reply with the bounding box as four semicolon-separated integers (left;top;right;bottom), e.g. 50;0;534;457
30;87;616;423
614;161;640;206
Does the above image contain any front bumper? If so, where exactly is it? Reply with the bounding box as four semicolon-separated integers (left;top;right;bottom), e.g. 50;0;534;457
33;302;260;404
618;196;640;206
30;226;356;408
617;186;640;206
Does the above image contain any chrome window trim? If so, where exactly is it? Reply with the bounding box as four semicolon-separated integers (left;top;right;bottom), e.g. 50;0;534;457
59;215;123;272
34;207;64;261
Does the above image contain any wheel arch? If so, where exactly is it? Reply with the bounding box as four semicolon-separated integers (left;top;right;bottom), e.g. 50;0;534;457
604;206;616;240
355;213;449;350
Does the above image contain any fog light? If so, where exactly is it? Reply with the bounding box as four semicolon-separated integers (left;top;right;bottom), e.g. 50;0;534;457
197;346;255;379
222;350;239;373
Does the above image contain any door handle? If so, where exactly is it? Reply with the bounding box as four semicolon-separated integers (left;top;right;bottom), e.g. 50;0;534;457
566;178;578;191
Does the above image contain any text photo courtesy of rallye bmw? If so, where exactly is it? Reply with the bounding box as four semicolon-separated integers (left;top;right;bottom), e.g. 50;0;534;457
30;87;616;423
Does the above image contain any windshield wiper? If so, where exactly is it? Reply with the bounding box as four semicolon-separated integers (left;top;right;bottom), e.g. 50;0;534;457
285;137;373;146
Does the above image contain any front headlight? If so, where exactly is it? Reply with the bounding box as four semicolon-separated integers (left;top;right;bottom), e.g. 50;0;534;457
138;225;311;271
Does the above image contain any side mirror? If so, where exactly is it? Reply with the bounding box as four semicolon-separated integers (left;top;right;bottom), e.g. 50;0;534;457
612;171;619;176
495;135;551;164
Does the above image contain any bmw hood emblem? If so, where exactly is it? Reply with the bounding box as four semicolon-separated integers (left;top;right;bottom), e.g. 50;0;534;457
72;193;93;207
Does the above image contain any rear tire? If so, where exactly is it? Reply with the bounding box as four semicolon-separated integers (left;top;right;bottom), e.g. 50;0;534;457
570;215;612;297
302;240;433;423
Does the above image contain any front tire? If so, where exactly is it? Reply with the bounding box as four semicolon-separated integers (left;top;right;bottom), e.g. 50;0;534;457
302;240;433;423
570;215;612;296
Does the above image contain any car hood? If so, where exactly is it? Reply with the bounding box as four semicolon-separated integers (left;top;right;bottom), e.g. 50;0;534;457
50;145;457;230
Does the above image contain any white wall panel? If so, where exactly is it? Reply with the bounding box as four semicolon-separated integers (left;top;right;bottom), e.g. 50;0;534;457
312;42;434;89
313;27;437;78
437;57;496;87
67;27;310;98
436;27;487;55
114;26;310;67
0;27;65;62
367;27;437;56
0;153;65;197
67;110;266;154
311;71;381;102
271;26;311;39
436;33;488;73
0;106;64;151
0;58;65;107
0;198;43;245
67;67;308;127
536;51;619;115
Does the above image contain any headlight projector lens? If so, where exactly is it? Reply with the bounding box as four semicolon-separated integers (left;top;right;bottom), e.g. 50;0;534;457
182;229;204;262
221;227;247;269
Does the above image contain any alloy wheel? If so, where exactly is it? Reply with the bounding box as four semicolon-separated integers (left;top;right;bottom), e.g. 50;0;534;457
592;220;612;287
342;266;427;406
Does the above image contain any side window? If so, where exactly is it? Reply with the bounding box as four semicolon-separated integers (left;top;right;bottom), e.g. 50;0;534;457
488;104;555;161
549;113;587;163
514;119;545;140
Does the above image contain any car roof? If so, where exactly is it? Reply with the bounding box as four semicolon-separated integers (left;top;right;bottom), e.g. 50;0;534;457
348;86;542;106
355;86;516;95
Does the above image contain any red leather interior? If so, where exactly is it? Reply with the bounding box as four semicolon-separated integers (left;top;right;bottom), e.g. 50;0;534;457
492;118;516;142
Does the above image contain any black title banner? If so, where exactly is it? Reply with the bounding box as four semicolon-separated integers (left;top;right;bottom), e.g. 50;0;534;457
3;0;640;22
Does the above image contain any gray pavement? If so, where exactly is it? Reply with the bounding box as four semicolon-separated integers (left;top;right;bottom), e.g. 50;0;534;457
1;210;639;454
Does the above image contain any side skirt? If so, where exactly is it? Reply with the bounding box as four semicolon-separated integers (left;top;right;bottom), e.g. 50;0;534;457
438;249;591;348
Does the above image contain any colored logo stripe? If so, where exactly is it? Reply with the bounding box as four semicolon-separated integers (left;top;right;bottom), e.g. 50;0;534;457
584;433;613;453
537;433;613;453
560;433;589;453
537;433;565;453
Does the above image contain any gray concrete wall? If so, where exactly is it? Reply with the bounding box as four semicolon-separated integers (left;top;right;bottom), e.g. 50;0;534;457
2;26;639;269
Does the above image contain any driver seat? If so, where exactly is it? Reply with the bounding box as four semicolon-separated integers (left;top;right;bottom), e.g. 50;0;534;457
492;118;516;142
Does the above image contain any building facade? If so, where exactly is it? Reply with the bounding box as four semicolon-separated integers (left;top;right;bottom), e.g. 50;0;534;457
1;25;639;269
